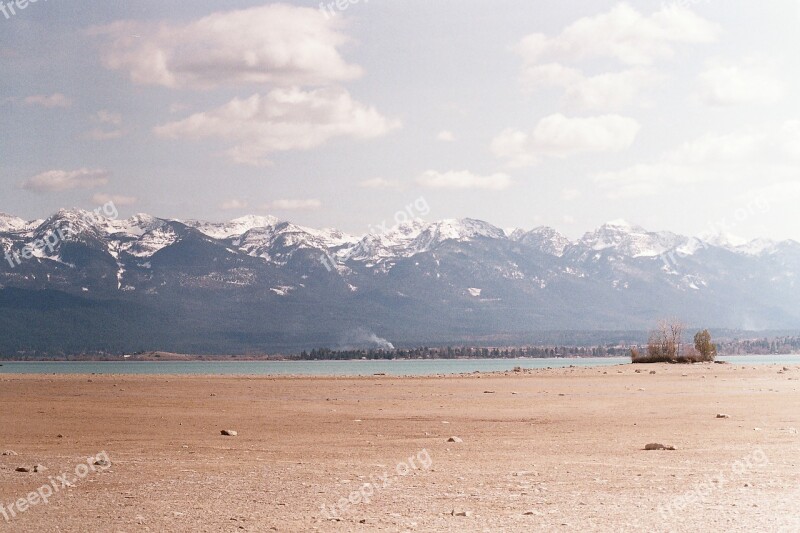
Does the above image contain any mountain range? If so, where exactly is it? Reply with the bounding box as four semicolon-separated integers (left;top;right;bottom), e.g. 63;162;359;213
1;209;799;355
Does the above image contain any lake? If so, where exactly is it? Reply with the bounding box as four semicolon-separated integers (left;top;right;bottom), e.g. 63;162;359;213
0;354;796;376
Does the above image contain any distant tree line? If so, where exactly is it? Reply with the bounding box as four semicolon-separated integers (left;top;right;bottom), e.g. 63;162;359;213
299;345;636;361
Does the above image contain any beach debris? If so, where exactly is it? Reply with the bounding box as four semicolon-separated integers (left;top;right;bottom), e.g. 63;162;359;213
15;466;30;473
57;434;64;438
524;510;542;516
94;458;111;467
220;429;238;437
650;370;656;374
451;509;472;517
644;443;676;451
483;391;495;394
716;413;730;419
2;450;18;456
33;464;47;472
447;436;463;443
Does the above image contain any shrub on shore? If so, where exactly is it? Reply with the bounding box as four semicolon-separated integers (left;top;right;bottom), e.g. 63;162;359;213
631;321;716;363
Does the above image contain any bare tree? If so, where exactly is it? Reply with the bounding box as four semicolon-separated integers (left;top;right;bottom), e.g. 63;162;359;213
640;319;684;362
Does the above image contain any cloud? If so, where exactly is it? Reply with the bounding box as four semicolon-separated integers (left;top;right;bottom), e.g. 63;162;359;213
491;113;640;167
91;193;137;206
90;4;362;89
86;128;125;141
416;170;512;191
220;199;248;210
24;93;72;108
359;177;401;190
154;87;401;166
595;122;800;198
436;130;456;142
21;169;110;193
267;199;322;211
515;3;719;67
521;63;662;110
562;188;582;201
85;110;125;140
95;110;122;125
697;59;786;106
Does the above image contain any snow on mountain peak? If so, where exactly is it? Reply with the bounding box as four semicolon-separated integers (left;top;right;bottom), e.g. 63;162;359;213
581;221;684;258
0;213;29;233
519;226;571;256
185;215;280;240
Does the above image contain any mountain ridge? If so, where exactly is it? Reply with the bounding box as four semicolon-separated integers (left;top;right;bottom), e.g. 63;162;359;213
1;209;799;355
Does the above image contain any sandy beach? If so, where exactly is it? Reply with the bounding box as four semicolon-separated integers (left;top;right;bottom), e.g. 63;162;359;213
1;363;799;532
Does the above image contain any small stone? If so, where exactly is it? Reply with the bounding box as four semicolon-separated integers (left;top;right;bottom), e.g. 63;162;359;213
16;466;30;473
33;464;47;472
57;434;64;438
451;509;472;517
716;413;730;419
447;436;463;443
649;370;656;375
644;443;676;451
483;391;495;394
94;459;112;467
2;450;18;456
221;430;238;437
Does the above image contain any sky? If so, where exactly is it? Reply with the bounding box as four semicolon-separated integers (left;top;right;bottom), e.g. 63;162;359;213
2;0;800;241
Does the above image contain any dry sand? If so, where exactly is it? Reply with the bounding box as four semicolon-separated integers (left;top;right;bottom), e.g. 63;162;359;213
1;363;799;532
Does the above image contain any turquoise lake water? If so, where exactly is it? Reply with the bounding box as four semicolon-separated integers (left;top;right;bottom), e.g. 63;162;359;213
0;355;796;375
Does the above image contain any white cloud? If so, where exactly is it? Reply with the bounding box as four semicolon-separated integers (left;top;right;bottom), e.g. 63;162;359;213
522;63;662;110
491;113;640;167
90;4;362;89
87;128;125;141
562;188;582;201
515;3;719;67
697;59;786;106
95;110;122;125
416;170;512;191
21;169;110;193
86;110;125;140
436;130;456;142
220;199;248;210
595;122;800;198
359;177;401;190
24;93;72;108
267;199;322;211
154;87;400;166
91;193;137;206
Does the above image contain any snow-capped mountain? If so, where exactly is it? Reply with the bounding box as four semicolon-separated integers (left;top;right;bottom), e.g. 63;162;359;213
2;210;799;355
0;213;30;233
515;226;571;257
578;220;686;258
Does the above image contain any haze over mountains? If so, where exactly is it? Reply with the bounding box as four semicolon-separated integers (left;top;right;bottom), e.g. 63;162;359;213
1;209;799;355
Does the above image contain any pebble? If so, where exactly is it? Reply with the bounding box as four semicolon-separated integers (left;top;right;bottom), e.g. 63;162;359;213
447;436;463;443
221;429;238;437
2;450;18;456
716;413;730;419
